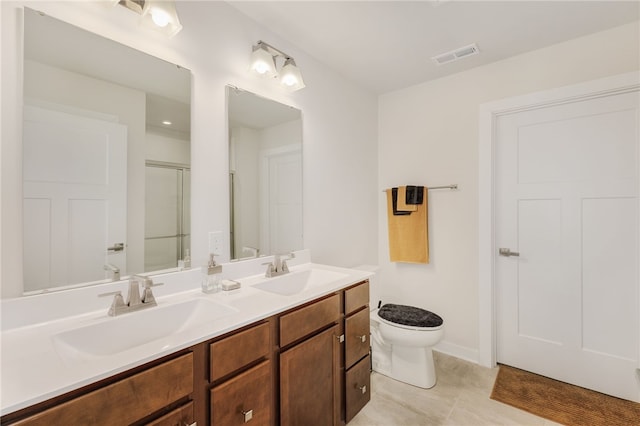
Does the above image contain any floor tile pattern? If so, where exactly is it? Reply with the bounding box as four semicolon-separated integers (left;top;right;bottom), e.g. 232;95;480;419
350;352;563;426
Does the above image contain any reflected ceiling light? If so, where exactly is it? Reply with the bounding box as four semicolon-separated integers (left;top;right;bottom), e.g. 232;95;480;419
114;0;183;37
249;41;306;91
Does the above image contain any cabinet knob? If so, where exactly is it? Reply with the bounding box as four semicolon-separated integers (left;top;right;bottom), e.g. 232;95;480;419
358;334;367;343
242;409;253;423
336;334;345;343
358;384;367;394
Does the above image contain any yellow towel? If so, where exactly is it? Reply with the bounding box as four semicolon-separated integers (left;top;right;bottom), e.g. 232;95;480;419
397;186;418;212
386;188;429;264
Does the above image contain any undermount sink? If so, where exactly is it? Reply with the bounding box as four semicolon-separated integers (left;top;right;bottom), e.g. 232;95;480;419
251;268;348;296
52;298;237;361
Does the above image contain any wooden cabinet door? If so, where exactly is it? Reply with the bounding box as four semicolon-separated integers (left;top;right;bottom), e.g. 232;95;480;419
210;360;272;426
345;307;370;369
280;325;340;426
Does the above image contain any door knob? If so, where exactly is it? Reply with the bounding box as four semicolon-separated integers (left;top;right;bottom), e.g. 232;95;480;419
499;248;520;257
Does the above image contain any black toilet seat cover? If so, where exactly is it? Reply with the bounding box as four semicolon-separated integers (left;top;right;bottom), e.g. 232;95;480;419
378;303;443;328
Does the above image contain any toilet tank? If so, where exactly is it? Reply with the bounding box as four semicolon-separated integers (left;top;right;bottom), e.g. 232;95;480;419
353;265;380;310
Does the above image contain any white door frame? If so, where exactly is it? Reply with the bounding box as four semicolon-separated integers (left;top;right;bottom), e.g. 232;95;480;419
478;71;640;368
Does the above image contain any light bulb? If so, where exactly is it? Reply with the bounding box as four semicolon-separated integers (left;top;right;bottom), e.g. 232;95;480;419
249;44;277;78
281;74;297;87
254;61;270;75
151;9;170;27
279;58;305;90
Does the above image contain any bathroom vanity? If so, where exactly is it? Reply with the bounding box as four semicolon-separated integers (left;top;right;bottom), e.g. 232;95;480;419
0;255;372;425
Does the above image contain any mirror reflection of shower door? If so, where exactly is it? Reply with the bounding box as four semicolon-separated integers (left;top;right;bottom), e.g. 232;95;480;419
144;162;190;271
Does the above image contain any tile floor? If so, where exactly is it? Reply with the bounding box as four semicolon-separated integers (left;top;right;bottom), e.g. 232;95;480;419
350;352;563;426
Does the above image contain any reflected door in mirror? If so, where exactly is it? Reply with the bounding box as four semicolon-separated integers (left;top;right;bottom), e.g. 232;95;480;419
23;106;127;292
262;147;302;255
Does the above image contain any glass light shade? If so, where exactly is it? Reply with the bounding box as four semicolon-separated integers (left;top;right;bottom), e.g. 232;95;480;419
141;0;183;38
279;58;305;91
249;44;277;78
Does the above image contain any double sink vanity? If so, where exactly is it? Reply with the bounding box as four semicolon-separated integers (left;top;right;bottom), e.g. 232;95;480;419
0;250;373;425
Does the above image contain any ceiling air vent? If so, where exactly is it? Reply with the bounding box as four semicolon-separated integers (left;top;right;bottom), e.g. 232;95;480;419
431;43;480;65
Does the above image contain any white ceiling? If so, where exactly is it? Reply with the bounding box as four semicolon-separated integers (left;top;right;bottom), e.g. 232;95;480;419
228;0;640;94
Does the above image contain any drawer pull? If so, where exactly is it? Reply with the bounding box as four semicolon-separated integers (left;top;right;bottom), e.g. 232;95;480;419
242;409;253;423
358;334;367;343
358;384;367;394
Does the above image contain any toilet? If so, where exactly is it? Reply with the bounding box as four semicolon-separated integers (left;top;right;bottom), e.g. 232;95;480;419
357;265;444;389
372;303;444;388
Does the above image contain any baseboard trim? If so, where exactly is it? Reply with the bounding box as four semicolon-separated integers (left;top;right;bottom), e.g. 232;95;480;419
434;340;479;365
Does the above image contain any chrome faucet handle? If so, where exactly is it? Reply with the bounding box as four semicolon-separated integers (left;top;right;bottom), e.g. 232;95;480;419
127;277;143;307
261;261;275;277
98;291;126;316
276;252;295;273
141;280;163;304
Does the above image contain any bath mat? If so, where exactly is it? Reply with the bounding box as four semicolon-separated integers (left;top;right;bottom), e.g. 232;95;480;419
490;364;640;426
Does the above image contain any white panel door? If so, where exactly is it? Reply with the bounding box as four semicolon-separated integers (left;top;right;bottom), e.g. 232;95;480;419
495;91;639;401
23;106;127;291
260;147;302;255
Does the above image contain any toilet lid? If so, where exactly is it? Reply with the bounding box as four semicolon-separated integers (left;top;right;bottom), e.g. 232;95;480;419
378;303;443;328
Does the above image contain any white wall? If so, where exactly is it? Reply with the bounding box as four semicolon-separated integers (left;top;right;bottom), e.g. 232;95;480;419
1;1;379;298
377;21;640;362
231;125;260;258
146;130;190;165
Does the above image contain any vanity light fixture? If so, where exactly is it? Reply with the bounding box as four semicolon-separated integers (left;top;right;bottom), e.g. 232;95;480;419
250;43;278;78
114;0;183;37
249;41;306;91
141;0;182;37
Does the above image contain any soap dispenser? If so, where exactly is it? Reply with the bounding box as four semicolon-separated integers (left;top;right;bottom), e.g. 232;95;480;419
202;254;222;294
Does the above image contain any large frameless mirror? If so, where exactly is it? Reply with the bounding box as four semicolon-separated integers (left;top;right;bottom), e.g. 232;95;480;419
227;86;303;260
22;8;191;294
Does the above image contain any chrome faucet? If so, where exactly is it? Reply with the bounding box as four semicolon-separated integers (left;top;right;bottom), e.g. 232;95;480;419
263;253;295;278
99;275;163;316
103;263;120;281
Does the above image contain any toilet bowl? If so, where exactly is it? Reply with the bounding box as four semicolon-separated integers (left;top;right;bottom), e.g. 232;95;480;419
372;304;444;388
353;265;444;389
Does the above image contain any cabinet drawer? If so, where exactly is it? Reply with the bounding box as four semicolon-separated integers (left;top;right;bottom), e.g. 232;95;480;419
280;294;340;347
210;322;270;382
210;360;272;426
145;401;194;426
345;281;369;315
345;307;370;368
13;353;193;426
345;354;371;423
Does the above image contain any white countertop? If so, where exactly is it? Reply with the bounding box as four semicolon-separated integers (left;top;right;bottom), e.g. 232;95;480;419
0;253;373;415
